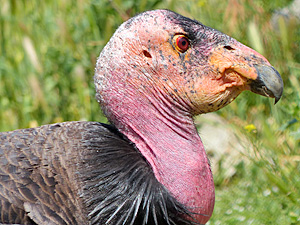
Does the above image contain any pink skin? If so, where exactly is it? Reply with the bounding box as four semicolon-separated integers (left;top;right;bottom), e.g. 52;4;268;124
97;75;214;224
95;10;274;224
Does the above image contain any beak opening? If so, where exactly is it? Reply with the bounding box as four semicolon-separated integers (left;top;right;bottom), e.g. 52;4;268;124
250;64;284;104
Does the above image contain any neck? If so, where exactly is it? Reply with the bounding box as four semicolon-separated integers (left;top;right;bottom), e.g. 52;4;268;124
108;88;215;224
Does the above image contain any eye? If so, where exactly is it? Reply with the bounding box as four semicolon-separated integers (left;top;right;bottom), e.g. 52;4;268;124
173;35;189;53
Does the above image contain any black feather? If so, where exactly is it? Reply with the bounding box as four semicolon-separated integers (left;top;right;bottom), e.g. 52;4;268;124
0;118;202;225
78;123;199;225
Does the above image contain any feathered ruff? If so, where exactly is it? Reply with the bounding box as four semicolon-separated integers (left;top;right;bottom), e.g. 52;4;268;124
79;123;201;225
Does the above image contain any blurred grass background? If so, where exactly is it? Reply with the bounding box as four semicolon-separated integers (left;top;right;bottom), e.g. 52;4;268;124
0;0;299;224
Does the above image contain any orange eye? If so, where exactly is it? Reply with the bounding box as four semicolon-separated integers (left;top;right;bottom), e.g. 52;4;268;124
174;35;189;53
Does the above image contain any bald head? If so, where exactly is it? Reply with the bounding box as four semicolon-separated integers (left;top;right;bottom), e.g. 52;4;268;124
95;9;282;121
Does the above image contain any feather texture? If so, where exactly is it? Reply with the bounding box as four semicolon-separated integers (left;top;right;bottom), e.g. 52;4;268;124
0;122;200;224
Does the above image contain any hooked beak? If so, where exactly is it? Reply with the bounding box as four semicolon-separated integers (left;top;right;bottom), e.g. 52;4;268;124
250;64;283;104
209;43;284;104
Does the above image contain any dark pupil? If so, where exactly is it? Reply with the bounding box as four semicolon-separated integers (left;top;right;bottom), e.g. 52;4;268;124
180;39;186;46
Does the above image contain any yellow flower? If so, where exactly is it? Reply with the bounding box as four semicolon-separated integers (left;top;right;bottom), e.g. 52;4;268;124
244;124;257;133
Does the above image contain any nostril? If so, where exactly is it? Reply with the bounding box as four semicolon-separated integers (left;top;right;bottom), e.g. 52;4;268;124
224;45;235;51
143;50;152;58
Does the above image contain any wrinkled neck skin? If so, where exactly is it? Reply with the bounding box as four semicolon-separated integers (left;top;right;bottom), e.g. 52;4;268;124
124;95;215;224
96;73;215;224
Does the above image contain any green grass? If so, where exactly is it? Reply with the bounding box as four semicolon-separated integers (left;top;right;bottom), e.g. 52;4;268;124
0;0;299;224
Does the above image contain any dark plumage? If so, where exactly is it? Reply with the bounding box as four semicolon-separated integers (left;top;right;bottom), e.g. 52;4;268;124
0;122;195;224
0;9;283;225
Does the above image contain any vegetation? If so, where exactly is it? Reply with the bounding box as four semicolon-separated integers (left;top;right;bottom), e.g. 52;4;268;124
0;0;299;224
